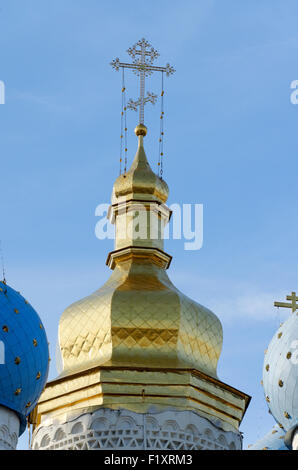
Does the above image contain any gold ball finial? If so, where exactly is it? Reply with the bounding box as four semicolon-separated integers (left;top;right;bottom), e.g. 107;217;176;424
135;124;147;137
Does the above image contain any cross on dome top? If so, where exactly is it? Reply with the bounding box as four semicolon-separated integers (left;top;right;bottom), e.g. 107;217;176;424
274;291;298;313
111;38;175;126
127;38;160;72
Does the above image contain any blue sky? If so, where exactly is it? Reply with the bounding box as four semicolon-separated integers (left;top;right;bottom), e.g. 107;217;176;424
0;0;298;449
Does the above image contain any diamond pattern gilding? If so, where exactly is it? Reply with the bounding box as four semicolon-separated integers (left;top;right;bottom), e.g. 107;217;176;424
59;259;223;378
112;328;177;349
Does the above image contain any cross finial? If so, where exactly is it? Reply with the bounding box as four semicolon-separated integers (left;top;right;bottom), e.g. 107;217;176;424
111;38;175;127
274;292;298;313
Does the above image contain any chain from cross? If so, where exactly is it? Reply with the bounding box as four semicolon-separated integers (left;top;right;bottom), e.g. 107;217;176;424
111;38;175;125
274;292;298;313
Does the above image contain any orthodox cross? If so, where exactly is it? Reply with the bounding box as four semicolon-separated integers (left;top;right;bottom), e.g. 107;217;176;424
111;38;175;125
274;292;298;313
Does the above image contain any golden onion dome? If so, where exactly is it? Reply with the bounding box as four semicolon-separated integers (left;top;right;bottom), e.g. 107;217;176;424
58;128;223;381
58;260;223;378
112;125;169;205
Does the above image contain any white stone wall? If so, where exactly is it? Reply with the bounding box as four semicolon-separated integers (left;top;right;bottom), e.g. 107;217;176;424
0;406;19;450
32;408;241;451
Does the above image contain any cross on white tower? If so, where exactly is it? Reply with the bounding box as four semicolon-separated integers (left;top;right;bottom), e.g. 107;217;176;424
111;38;175;125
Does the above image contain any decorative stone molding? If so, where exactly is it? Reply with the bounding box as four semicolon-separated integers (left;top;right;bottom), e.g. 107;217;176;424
32;408;241;451
0;406;20;450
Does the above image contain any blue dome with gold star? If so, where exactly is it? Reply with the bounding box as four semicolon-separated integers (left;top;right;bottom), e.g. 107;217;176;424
0;281;49;435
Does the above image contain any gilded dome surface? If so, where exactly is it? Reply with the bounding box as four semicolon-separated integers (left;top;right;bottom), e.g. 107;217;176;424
262;312;298;431
58;134;223;380
112;135;169;205
59;260;223;378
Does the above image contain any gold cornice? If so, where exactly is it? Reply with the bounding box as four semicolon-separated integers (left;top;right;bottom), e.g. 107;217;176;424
46;365;250;406
106;246;172;270
108;198;172;224
31;366;251;432
36;380;243;416
34;392;239;426
114;184;169;205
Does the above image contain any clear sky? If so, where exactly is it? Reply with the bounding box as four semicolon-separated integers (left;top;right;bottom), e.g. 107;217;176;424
0;0;298;450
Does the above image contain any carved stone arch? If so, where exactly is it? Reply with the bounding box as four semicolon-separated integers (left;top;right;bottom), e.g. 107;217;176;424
204;428;215;440
71;422;84;434
116;416;136;430
91;417;109;431
185;424;199;436
145;416;159;430
11;432;18;448
40;434;51;448
31;408;241;451
163;420;179;431
217;434;228;447
54;428;66;441
0;425;9;441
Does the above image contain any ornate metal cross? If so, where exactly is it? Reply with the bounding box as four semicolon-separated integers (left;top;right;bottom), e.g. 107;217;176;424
274;292;298;313
111;38;175;125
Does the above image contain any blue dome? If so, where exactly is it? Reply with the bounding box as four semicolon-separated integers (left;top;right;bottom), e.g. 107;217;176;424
248;425;287;451
262;312;298;432
0;281;49;435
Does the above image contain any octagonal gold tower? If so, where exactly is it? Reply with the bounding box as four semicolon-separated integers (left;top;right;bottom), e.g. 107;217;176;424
31;127;250;437
59;128;222;379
